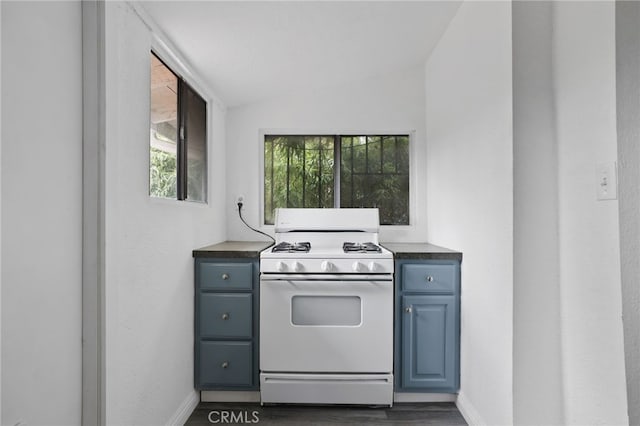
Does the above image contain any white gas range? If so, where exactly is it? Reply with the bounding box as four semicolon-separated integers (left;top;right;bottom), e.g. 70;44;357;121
259;208;394;406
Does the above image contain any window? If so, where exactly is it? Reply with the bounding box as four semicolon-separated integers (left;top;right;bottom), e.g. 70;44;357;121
264;135;410;225
149;52;207;202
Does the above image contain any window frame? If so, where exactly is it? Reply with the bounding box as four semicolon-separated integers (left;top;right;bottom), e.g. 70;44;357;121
150;43;210;204
259;129;417;228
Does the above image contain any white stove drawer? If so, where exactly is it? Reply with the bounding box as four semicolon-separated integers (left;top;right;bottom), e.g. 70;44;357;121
260;373;393;406
259;278;393;373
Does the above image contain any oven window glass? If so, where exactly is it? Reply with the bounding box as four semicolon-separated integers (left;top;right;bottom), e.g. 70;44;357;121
291;296;362;326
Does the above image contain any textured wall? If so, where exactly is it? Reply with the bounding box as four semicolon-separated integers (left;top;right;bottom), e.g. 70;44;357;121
102;3;228;424
615;2;640;424
553;2;628;424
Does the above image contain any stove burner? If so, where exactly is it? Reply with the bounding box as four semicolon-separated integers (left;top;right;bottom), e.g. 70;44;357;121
343;242;382;253
272;242;311;253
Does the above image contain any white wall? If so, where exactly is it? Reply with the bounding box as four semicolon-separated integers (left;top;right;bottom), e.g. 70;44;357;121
552;3;628;425
424;2;513;425
1;2;83;425
103;3;227;425
512;2;564;424
0;1;3;422
225;66;427;243
0;0;4;422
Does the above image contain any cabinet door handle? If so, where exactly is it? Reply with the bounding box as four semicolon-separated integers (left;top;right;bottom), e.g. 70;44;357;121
221;313;229;320
221;361;229;369
221;273;230;280
405;306;412;313
426;275;434;282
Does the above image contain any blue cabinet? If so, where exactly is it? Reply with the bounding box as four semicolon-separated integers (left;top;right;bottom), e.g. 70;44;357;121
195;258;259;390
395;260;460;393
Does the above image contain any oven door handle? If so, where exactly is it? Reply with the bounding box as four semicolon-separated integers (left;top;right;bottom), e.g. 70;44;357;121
260;273;393;281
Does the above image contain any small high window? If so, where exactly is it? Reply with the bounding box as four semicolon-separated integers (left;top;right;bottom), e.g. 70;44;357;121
264;135;410;225
149;53;207;202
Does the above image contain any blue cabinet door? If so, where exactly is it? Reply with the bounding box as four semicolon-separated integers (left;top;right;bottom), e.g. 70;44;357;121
401;294;458;392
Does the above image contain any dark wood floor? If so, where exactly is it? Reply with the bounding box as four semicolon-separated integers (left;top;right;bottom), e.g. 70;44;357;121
185;402;467;425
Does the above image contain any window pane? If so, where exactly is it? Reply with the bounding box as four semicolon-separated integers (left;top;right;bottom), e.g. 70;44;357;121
340;138;353;205
397;135;410;172
264;135;335;224
150;54;178;198
382;136;397;173
265;141;274;224
340;135;410;225
367;136;381;174
288;139;303;208
352;136;367;174
184;83;207;202
320;139;334;207
264;134;409;226
304;137;320;208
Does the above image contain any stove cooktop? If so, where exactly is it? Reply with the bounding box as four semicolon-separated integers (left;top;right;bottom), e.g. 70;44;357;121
261;241;392;274
343;242;382;253
271;242;311;253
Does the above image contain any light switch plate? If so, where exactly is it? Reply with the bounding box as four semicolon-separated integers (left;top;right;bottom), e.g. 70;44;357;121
596;162;617;201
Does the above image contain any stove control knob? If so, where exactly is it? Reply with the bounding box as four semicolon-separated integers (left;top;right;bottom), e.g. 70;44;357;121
276;261;287;272
352;261;364;272
368;262;378;272
291;261;303;272
320;261;333;272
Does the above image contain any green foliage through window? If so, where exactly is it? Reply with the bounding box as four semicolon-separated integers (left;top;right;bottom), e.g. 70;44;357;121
264;135;410;225
150;145;177;198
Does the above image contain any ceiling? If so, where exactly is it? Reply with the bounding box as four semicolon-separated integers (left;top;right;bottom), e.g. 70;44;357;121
141;1;463;108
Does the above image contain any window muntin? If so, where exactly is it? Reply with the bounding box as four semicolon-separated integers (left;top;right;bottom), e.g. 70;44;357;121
263;134;409;225
149;52;207;202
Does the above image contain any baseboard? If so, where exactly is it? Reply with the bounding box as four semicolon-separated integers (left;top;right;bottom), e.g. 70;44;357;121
166;390;199;426
455;391;486;426
394;392;457;403
200;391;261;403
201;391;455;404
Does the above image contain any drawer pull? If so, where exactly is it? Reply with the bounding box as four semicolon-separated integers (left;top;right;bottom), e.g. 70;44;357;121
221;313;229;320
221;361;229;369
426;275;434;282
221;273;230;280
405;306;412;314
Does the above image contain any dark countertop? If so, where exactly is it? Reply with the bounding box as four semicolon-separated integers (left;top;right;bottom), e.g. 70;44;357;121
381;242;463;261
192;241;273;258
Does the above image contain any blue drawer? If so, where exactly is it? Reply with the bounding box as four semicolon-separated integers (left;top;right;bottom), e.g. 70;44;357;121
401;263;456;294
199;341;253;387
199;262;252;290
200;293;252;338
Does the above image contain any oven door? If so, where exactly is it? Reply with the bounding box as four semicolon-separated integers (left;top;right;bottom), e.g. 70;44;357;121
260;275;393;373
